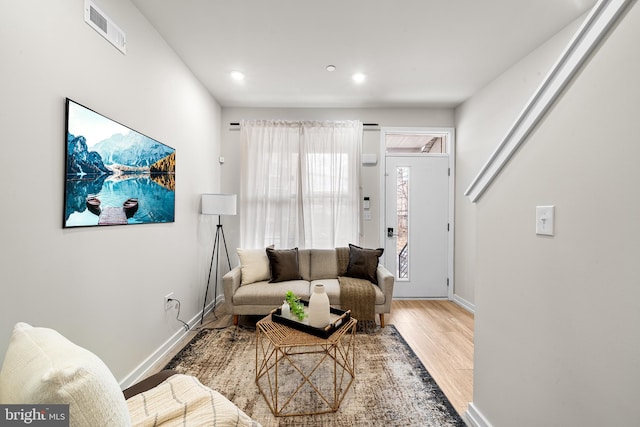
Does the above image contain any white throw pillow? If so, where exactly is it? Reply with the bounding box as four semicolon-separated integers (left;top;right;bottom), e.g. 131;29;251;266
0;322;131;427
237;247;272;285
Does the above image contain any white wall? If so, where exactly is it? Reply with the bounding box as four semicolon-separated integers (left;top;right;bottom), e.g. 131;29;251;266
219;107;454;265
461;4;640;426
454;17;583;308
0;0;221;384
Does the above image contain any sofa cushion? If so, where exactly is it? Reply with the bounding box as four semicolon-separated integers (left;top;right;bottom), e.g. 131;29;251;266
267;247;303;283
345;244;384;284
233;280;310;306
298;249;311;281
312;279;341;305
0;322;131;427
309;249;339;280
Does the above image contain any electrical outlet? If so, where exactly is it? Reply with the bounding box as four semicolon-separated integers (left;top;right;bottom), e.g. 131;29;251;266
164;292;174;310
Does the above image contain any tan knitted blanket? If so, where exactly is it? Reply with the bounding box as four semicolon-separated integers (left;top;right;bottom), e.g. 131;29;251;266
338;276;376;323
336;247;376;324
336;246;350;276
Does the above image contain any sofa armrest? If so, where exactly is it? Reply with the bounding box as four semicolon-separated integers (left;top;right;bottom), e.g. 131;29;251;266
223;266;242;310
376;265;395;313
123;370;177;400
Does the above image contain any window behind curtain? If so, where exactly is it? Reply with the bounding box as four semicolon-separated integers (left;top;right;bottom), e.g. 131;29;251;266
240;120;362;249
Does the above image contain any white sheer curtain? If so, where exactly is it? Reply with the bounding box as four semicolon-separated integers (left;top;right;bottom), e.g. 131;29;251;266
240;120;362;249
300;121;362;248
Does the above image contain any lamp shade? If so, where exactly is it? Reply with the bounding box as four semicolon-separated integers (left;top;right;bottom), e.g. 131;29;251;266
201;194;237;215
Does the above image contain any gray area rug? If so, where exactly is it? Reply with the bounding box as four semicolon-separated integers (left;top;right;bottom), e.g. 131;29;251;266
166;324;465;427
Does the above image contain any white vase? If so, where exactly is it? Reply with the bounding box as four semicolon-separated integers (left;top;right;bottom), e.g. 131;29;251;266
308;284;330;328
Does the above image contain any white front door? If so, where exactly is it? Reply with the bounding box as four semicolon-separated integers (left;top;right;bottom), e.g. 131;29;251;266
384;155;450;298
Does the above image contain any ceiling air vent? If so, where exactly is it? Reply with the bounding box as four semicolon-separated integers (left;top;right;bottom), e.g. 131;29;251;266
84;0;126;54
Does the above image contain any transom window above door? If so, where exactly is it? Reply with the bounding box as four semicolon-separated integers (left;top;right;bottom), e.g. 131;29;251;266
385;133;448;154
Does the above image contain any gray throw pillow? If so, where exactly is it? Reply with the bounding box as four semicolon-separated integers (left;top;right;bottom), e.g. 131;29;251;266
345;244;384;284
267;247;303;283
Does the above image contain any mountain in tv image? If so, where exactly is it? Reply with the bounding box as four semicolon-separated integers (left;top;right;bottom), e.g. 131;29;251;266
66;133;112;177
66;131;174;177
92;131;174;168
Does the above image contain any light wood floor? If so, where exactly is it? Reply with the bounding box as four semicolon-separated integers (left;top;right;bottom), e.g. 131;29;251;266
386;300;474;417
153;299;474;418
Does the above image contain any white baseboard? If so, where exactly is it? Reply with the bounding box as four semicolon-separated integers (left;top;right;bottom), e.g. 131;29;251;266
392;295;475;313
466;402;493;427
453;294;475;313
118;296;222;389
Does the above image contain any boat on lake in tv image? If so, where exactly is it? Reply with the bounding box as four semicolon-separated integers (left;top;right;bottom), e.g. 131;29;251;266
63;98;175;228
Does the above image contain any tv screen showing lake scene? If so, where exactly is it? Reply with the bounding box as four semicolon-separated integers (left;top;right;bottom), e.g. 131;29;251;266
64;98;175;228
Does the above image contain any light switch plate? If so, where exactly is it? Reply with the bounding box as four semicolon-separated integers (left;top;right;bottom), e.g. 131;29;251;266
536;206;555;236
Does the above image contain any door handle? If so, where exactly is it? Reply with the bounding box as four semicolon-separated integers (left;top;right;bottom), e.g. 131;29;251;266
387;227;396;238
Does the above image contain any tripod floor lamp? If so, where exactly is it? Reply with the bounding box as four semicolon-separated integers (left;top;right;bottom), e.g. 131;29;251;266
201;193;237;324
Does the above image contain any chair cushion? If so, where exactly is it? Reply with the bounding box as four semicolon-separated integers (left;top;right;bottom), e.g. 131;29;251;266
345;244;384;284
237;246;272;285
0;322;131;427
126;374;257;427
122;370;177;400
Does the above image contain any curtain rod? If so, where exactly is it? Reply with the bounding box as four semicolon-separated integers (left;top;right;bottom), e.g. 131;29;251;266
229;122;379;126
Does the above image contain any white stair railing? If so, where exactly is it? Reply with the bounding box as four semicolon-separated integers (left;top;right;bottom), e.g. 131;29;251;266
465;0;636;203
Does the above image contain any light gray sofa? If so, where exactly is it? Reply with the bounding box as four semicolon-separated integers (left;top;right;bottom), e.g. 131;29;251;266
223;248;394;327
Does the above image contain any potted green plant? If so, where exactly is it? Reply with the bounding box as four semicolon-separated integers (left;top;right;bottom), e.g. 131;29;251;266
285;291;306;321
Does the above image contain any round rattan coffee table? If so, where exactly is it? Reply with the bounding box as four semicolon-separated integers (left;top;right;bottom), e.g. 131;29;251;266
255;314;357;417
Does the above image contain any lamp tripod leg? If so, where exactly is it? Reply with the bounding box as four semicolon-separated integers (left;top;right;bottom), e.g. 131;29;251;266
201;224;221;324
201;217;232;325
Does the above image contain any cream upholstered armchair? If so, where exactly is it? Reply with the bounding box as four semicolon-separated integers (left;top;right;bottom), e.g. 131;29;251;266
0;323;260;427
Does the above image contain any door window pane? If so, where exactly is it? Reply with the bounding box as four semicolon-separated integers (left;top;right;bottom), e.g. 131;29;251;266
397;167;409;279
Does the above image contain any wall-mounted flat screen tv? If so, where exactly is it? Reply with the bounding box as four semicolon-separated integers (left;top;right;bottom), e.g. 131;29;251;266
64;98;175;228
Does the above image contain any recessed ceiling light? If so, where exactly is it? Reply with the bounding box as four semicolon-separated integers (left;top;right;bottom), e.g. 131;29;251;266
230;71;245;81
326;65;336;72
352;72;366;83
